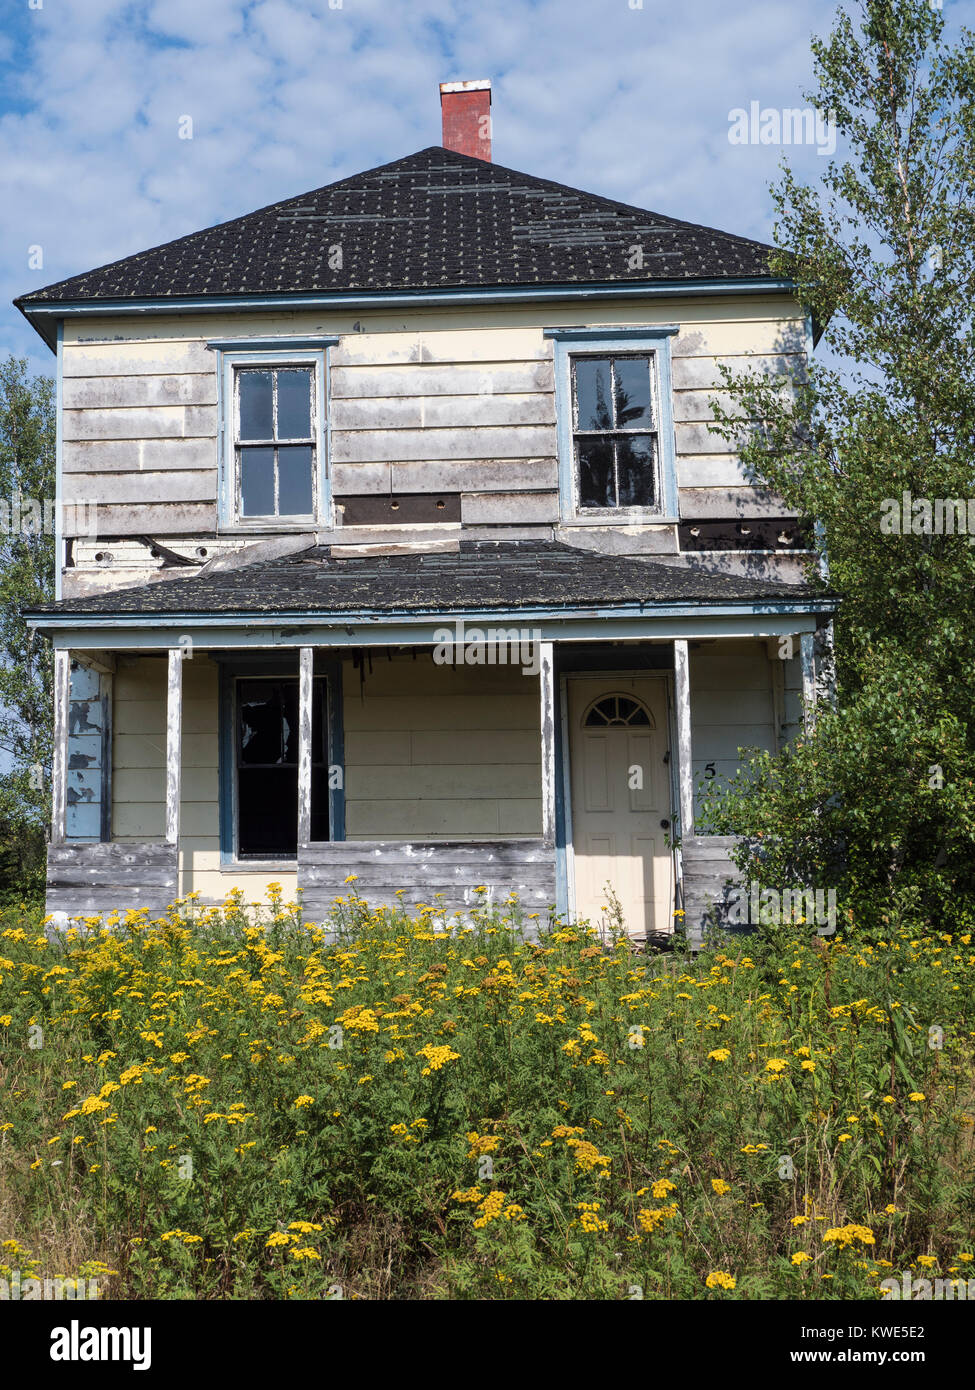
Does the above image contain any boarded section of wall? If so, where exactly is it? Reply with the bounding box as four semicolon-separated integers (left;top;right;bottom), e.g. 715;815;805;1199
298;839;556;917
46;841;178;918
680;835;742;948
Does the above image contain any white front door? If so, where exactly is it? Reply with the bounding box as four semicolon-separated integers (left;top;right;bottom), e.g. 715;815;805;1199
567;676;674;938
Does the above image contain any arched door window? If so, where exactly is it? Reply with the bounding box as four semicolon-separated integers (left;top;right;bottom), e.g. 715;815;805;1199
582;694;654;728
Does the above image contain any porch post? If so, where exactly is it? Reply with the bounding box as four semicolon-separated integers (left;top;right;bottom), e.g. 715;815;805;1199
51;648;71;845
298;646;313;847
166;648;183;845
539;641;556;847
673;639;694;836
800;631;817;734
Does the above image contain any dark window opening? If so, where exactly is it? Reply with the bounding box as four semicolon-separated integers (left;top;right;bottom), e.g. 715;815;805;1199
571;354;659;511
235;676;329;859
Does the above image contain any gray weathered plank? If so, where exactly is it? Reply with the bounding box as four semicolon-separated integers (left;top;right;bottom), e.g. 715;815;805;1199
63;503;218;537
63;471;217;505
461;491;559;524
63;405;217;442
330;362;554;398
63;439;217;473
63;375;217;409
45;840;179;919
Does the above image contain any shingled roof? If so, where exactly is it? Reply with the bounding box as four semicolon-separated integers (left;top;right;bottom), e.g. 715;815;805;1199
16;147;778;310
29;542;823;622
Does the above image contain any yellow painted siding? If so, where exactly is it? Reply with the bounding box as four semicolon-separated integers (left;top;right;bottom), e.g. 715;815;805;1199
342;652;542;839
110;650;543;904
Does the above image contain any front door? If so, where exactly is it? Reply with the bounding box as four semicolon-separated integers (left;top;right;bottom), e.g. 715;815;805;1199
567;676;674;937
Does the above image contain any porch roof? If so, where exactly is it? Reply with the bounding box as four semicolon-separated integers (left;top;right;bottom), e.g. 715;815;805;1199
29;541;833;625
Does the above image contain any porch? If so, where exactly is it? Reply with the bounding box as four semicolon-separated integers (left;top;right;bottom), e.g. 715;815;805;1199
32;541;834;942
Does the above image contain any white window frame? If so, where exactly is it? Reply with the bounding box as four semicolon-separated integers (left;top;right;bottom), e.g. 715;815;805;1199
545;326;680;525
210;338;337;531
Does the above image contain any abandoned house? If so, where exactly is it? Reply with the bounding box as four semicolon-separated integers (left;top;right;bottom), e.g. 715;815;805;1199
17;80;835;943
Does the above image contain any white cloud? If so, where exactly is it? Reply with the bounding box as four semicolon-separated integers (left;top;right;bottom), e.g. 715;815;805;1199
4;0;975;374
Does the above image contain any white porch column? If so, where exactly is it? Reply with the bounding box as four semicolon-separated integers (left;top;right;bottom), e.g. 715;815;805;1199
51;648;71;845
298;646;314;847
673;639;694;836
165;648;183;845
539;641;556;847
800;631;817;734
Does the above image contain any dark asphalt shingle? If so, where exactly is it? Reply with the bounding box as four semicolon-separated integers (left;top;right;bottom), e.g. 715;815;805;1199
29;542;822;621
16;148;778;306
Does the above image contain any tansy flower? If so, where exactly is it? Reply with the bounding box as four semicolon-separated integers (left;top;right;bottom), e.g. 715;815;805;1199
791;1252;811;1265
711;1179;731;1195
705;1270;736;1290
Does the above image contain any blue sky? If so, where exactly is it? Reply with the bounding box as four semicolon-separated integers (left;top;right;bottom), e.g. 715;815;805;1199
3;0;974;373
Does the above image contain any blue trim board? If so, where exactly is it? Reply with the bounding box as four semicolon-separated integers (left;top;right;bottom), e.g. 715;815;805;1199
22;279;798;349
548;326;682;524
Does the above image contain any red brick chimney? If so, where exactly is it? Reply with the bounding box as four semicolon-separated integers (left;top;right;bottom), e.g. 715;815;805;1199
440;80;492;161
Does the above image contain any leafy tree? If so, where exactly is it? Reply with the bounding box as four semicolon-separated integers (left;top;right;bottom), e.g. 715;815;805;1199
700;0;975;930
0;355;55;896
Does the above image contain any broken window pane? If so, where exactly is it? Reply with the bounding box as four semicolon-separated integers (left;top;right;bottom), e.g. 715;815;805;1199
235;678;329;858
278;446;314;516
574;358;613;431
614;358;653;428
576;437;616;507
238;371;274;440
277;369;313;438
616;435;656;507
240;446;275;516
238;682;286;764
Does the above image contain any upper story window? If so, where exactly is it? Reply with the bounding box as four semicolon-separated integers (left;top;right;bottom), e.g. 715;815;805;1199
571;355;658;510
545;326;679;524
235;366;316;519
209;337;338;530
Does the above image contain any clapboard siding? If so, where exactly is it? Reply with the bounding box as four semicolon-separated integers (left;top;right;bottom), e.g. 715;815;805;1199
330;361;554;397
298;839;556;916
681;835;742;947
689;640;779;820
333;458;558;495
64;503;217;537
46;841;178;917
332;425;557;464
59;300;805;555
331;392;555;430
63;375;216;408
63;439;216;473
63;471;216;505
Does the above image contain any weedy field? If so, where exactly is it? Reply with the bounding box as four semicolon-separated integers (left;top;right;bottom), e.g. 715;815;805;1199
0;885;973;1299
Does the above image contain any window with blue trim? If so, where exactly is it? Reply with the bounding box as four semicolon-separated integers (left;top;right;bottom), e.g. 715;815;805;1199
571;355;659;509
211;340;335;530
546;327;680;523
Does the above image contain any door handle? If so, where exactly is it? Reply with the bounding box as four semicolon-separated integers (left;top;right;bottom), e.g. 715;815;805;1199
660;819;670;830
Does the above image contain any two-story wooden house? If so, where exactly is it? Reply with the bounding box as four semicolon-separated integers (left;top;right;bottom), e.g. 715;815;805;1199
17;81;834;942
